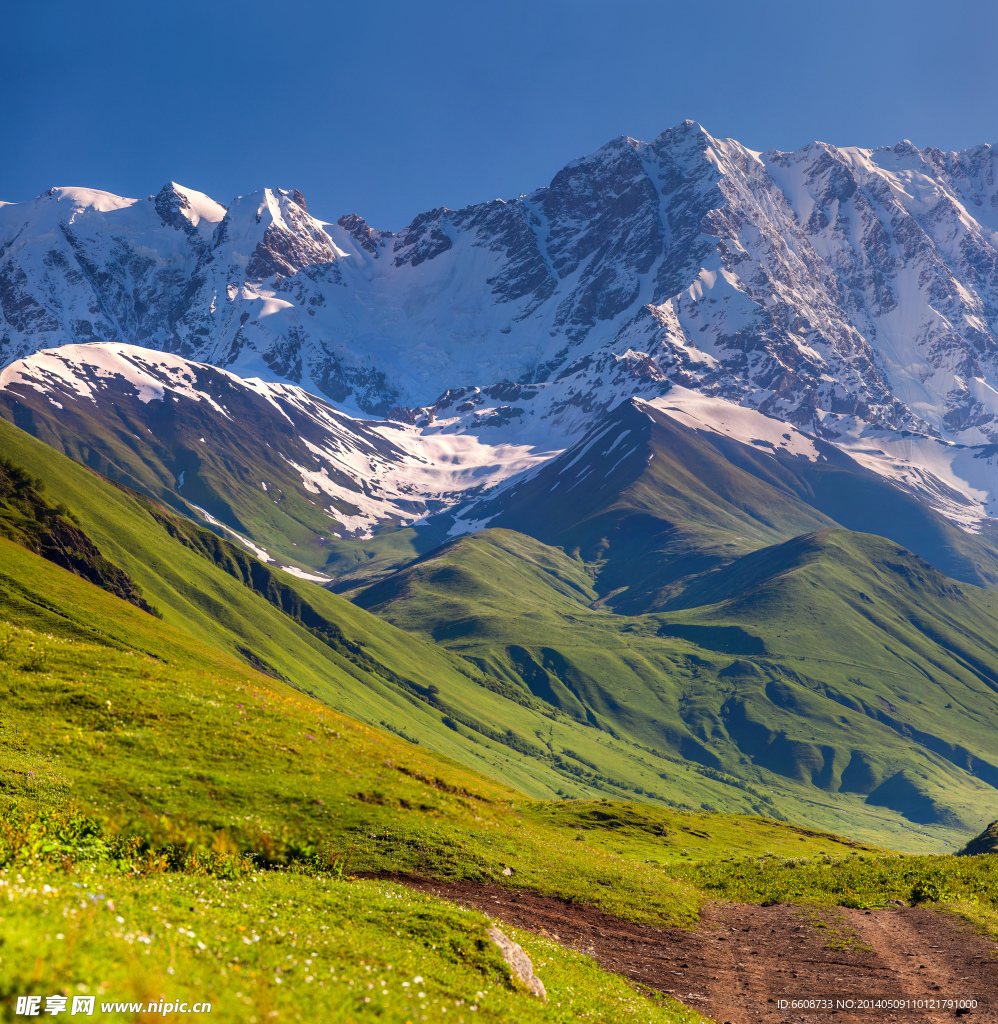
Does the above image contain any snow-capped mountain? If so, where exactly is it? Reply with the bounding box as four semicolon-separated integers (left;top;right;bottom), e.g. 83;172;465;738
0;343;556;573
3;122;998;443
5;122;998;558
7;339;998;602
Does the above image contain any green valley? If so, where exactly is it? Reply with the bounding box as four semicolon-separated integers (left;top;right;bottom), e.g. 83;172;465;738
351;526;998;849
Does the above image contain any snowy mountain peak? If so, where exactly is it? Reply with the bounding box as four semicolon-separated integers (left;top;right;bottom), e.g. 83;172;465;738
40;186;139;214
154;182;227;232
5;122;998;453
216;187;345;279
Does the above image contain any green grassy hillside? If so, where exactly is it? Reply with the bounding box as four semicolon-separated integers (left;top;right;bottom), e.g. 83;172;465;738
5;411;998;850
444;400;998;609
0;576;870;921
5;544;998;1022
0;538;879;1023
5;503;998;1021
0;455;152;612
959;819;998;855
0;419;839;820
353;527;998;849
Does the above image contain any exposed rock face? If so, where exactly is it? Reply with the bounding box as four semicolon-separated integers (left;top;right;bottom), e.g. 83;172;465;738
487;926;546;1000
336;213;390;256
3;124;998;442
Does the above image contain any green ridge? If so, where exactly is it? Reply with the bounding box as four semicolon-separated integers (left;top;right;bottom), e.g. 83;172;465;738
0;455;151;612
353;527;998;848
958;819;998;856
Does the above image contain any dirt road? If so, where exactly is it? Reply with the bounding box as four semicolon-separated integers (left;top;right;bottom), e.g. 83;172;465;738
386;876;997;1023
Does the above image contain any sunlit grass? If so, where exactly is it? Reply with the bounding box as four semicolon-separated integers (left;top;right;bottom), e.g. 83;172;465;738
0;867;704;1023
3;615;996;1022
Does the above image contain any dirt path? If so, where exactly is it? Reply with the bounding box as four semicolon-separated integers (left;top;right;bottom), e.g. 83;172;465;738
378;875;998;1023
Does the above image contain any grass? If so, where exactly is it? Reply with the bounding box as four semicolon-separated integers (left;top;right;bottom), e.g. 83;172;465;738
798;908;871;953
3;536;998;1019
0;867;705;1024
941;901;998;947
663;849;998;910
0;605;818;1022
0;617;872;928
2;608;995;896
0;417;847;819
5;408;998;851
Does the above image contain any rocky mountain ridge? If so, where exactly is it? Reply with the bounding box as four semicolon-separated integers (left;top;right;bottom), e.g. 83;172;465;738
2;122;998;448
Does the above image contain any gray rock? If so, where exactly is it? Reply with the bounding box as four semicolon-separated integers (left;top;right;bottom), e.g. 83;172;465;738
487;926;546;1001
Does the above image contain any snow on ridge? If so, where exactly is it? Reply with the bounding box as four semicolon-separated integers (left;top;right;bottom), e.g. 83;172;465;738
42;186;139;213
168;183;227;225
283;421;557;537
0;343;231;417
642;389;998;533
7;339;998;544
0;341;561;541
642;389;824;461
277;564;333;583
188;501;274;562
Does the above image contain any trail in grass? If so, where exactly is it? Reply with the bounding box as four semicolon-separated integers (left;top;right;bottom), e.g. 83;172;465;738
382;875;998;1023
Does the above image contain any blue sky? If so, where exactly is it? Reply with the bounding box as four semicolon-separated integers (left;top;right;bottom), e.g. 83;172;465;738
3;0;996;229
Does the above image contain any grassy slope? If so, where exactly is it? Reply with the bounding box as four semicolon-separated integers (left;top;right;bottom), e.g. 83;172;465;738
0;870;706;1024
353;528;998;851
4;526;998;1021
2;417;872;819
0;420;627;802
0;545;879;1022
449;402;834;607
7;412;996;850
10;378;998;598
0;576;868;920
456;401;998;609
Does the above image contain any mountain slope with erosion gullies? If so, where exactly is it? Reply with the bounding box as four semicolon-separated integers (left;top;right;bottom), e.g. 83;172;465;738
0;342;554;574
2;411;994;848
439;393;998;605
352;526;998;847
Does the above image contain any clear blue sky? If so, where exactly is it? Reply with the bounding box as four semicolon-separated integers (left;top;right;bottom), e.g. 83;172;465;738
3;0;996;230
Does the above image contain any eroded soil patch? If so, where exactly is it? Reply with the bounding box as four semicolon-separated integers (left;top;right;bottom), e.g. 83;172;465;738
379;875;998;1023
